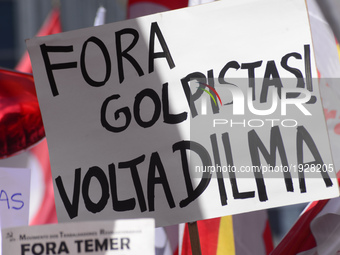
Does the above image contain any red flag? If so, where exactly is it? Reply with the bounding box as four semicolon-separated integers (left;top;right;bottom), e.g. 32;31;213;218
181;218;221;255
271;199;330;255
28;139;58;225
14;7;62;225
180;213;273;255
15;8;62;73
127;0;189;19
271;173;340;255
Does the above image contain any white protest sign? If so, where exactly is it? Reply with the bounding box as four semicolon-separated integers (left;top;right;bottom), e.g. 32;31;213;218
2;218;154;255
0;167;30;254
26;0;339;226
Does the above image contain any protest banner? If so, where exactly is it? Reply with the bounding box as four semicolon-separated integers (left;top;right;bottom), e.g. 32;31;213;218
0;167;30;254
0;167;30;226
26;0;339;227
2;218;154;255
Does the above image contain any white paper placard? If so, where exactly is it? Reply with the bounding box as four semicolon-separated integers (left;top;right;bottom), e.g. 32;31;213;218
26;0;339;226
2;218;154;255
0;167;30;254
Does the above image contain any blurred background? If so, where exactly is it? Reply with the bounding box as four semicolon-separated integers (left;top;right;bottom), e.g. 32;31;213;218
0;0;127;69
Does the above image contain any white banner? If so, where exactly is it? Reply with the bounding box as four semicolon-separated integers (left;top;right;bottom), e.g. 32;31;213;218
0;167;30;254
2;218;154;255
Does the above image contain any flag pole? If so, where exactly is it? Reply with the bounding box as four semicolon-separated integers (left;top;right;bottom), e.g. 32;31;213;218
188;221;202;255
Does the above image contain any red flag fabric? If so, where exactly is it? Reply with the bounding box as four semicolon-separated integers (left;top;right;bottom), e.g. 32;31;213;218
14;7;62;225
180;213;273;255
181;218;221;255
15;8;62;74
271;175;340;255
28;139;58;225
271;199;330;255
127;0;189;19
